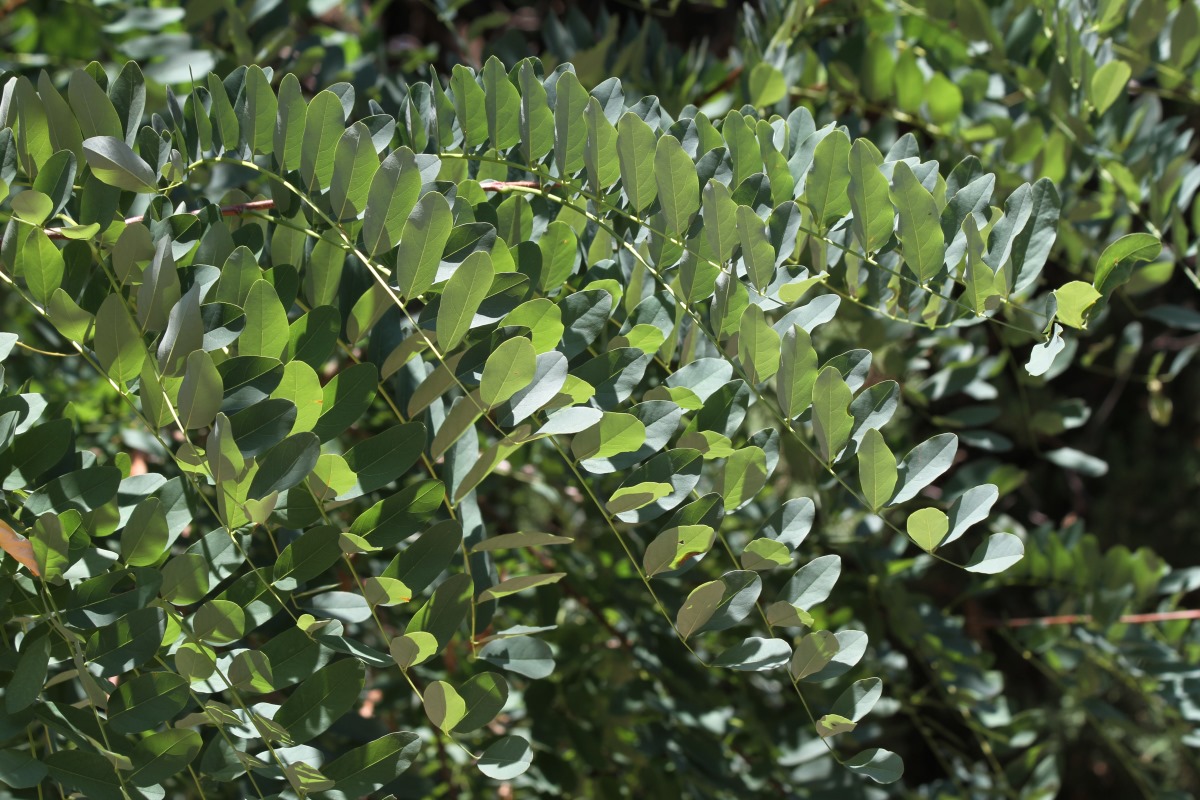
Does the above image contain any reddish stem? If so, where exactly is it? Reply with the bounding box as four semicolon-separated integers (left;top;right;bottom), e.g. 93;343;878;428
986;609;1200;628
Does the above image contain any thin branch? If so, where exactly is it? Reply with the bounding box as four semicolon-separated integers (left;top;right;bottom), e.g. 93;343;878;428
41;181;548;240
44;199;277;240
984;609;1200;629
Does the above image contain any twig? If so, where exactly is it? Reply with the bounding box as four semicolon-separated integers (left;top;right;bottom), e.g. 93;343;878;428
984;609;1200;629
44;199;278;240
41;181;548;240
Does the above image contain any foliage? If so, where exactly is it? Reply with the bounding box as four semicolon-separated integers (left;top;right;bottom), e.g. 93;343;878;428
0;1;1198;798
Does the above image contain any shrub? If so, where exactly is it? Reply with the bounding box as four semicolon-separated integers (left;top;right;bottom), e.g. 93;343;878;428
0;13;1195;796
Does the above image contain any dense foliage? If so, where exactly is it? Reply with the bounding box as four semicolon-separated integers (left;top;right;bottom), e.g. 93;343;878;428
0;1;1197;798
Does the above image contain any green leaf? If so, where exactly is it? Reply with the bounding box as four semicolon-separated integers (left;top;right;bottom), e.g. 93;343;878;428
482;56;521;150
406;572;472;649
1093;232;1162;296
906;507;949;552
274;657;366;743
740;538;792;571
18;228;64;304
617;112;657;212
229;650;274;694
553;70;589;176
451;65;488;148
121;497;170;566
456;672;509;732
712;637;791;671
13;77;51;175
300;90;345;192
471;531;574;552
518;63;554;165
1010;178;1061;293
789;630;840;680
33;149;78;217
330;121;379;221
926;72;963;123
857;428;897;511
108;60;144;146
1053;281;1102;329
130;728;202;786
945;484;998;544
5;631;50;713
806;130;852;231
572;411;646;460
274;72;306;172
738;304;780;383
85;606;166;677
82;135;157;192
323;732;421;793
654;134;699;237
845;748;904;784
1091;59;1131;115
390;632;438;670
537;219;579;291
890;161;945;285
0;748;47;789
702;179;739;264
69;69;123;140
156;283;203;377
107;671;190;734
136;237;181;332
343;422;425;495
274;525;341;584
364;576;413;606
238;65;276;155
45;751;123;799
606;480;673;514
395;191;454;299
364;147;420;257
424;680;467;731
892;433;958;504
961;217;1000;315
698;570;763;633
241;279;290;358
718;446;768;511
779;554;841;611
584;97;620;192
724;111;760;186
736;205;776;290
477;735;533;780
312;362;379;441
11;188;53;225
964;532;1025;573
193;599;246;644
778;325;818;420
812;365;853;463
676;580;724;639
479;572;565;601
481;336;537;408
94;293;146;383
815;714;857;738
748;63;787;105
438;250;495;351
178;350;222;429
644;524;716;576
848;138;893;254
248;432;320;500
160;553;211;605
479;635;555;678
